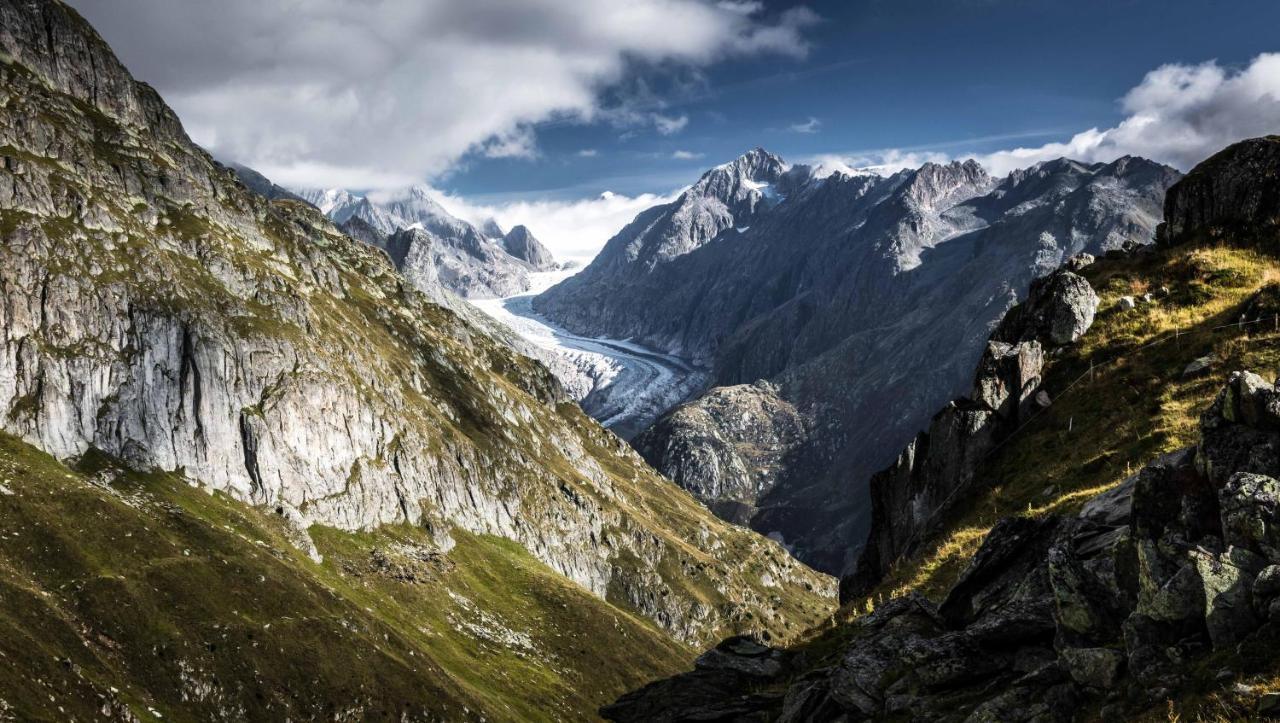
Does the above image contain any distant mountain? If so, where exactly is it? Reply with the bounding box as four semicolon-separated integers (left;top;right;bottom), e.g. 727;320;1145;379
537;149;1180;573
294;185;558;299
227;162;306;203
502;225;559;272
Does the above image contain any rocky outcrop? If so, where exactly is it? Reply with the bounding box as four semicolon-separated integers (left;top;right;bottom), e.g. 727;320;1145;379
605;370;1280;721
633;381;807;525
0;0;833;648
227;162;307;203
540;146;1176;573
1159;136;1280;246
843;269;1097;601
501;224;558;271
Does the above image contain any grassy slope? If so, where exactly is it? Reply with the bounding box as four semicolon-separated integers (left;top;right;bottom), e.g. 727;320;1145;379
0;432;692;722
796;239;1280;718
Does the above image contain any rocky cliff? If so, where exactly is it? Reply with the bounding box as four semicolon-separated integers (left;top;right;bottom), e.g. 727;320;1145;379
845;266;1099;600
0;0;831;698
541;148;1178;573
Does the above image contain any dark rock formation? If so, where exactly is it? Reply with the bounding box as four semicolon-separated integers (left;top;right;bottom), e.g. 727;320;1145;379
605;370;1280;721
843;269;1097;601
227;162;307;203
1159;136;1280;246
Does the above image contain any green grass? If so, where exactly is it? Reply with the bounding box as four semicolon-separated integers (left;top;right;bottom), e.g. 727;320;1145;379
0;433;694;721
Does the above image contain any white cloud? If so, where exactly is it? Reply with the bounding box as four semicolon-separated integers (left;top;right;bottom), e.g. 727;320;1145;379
807;53;1280;179
653;113;691;135
576;149;600;158
71;0;815;190
671;150;704;160
435;188;682;267
789;116;821;134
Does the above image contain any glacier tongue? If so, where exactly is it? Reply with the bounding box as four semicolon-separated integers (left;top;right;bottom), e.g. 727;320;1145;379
471;271;708;439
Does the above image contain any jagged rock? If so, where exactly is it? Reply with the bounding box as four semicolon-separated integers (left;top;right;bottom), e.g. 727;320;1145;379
993;270;1100;347
1220;473;1280;558
1158;135;1280;246
1061;647;1124;689
501;225;558;271
1198;372;1280;484
1194;545;1265;648
1253;565;1280;604
846;269;1097;600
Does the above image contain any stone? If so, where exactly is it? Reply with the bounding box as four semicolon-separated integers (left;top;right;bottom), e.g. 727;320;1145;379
1193;546;1265;649
1182;355;1215;377
1065;252;1096;271
1220;473;1280;558
1253;565;1280;602
1118;296;1136;311
1061;647;1124;689
1158;136;1280;247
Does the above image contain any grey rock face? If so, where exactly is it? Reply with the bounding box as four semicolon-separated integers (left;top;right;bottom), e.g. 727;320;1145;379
605;369;1280;720
501;225;558;271
0;0;831;648
542;148;1177;573
844;268;1097;601
1158;135;1280;246
227;163;306;203
633;381;806;525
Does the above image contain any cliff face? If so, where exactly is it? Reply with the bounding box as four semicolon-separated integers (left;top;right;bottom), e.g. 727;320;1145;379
845;267;1099;600
0;0;831;667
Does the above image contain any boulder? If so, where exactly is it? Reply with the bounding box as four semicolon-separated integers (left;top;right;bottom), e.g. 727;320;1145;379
1061;647;1124;689
1158;136;1280;246
1065;252;1095;271
993;270;1100;347
1194;546;1265;648
1220;473;1280;559
1118;296;1136;311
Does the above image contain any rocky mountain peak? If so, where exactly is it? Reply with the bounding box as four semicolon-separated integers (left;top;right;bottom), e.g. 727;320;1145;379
900;158;993;209
502;224;559;271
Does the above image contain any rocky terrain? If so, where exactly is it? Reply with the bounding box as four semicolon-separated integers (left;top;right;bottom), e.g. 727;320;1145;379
539;147;1180;573
295;184;557;298
0;1;834;717
604;137;1280;722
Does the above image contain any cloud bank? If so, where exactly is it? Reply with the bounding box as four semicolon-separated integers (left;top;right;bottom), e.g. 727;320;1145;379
71;0;817;189
814;53;1280;178
436;190;683;267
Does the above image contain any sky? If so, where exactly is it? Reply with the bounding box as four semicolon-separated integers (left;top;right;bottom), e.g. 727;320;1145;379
70;0;1280;265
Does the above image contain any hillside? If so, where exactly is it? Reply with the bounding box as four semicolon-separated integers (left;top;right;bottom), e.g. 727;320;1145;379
0;0;833;718
604;138;1280;722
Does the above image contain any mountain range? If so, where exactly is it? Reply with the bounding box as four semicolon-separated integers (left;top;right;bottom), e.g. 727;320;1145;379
292;184;559;299
536;148;1181;573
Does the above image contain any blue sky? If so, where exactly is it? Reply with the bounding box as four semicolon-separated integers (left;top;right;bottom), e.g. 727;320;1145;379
446;0;1280;202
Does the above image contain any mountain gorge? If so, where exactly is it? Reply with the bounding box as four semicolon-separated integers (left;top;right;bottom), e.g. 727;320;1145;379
538;147;1181;573
604;136;1280;723
0;1;833;718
